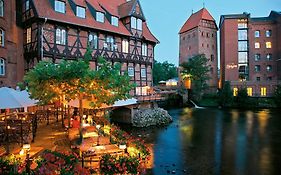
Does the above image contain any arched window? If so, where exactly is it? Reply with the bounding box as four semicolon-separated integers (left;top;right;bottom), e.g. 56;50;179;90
0;28;4;47
0;58;5;76
0;0;3;17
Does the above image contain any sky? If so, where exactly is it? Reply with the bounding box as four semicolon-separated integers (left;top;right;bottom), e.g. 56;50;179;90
140;0;281;66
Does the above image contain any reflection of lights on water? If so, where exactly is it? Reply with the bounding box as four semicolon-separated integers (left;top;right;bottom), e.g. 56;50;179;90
231;110;239;123
258;110;269;135
246;111;254;136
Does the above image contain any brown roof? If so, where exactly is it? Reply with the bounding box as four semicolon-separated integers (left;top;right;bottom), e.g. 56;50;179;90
179;8;215;34
118;0;136;18
143;22;159;43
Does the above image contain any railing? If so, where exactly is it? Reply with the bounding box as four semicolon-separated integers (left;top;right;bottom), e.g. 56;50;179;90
136;94;166;102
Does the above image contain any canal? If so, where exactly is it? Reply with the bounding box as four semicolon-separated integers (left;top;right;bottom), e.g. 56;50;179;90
122;108;281;175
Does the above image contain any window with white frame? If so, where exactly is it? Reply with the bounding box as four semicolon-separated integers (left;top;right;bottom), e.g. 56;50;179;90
255;42;260;49
254;30;260;38
56;28;66;45
76;6;85;18
111;16;118;27
0;0;3;17
122;39;129;53
54;0;65;13
96;12;104;23
0;29;4;47
141;68;146;78
88;33;98;49
25;0;30;11
131;16;137;29
142;43;147;56
128;67;134;77
106;36;115;51
0;58;4;76
26;27;31;43
137;18;142;30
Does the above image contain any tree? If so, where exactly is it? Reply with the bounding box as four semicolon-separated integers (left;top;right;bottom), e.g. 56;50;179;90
235;86;249;107
24;53;133;120
180;54;210;100
153;60;177;85
218;81;233;107
274;85;281;107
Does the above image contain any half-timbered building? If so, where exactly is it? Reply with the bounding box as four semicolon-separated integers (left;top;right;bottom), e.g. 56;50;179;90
21;0;158;97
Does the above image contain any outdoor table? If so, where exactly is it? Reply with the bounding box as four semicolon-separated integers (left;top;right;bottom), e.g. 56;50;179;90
13;146;44;161
80;144;123;156
83;131;98;138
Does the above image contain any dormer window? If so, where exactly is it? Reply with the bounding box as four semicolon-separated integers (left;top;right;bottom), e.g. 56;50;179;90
55;0;65;13
76;6;85;18
131;16;142;31
96;12;104;23
111;16;118;27
137;19;142;31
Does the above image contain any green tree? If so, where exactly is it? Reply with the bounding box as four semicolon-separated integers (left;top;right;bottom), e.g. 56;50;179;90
218;81;233;107
153;60;177;85
274;85;281;107
235;87;249;107
180;54;210;100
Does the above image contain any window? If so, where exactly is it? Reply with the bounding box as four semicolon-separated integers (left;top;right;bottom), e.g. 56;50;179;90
111;16;118;27
256;77;260;81
254;30;260;38
0;29;4;47
131;16;136;29
265;30;272;37
254;54;260;61
210;55;214;62
76;6;85;18
96;12;104;23
266;65;272;72
26;27;31;43
55;28;66;45
238;30;247;40
25;0;30;11
88;33;98;49
233;88;238;96
206;33;209;38
255;42;260;49
142;43;147;56
141;68;146;78
128;67;134;77
137;19;142;30
0;0;3;17
266;54;272;61
0;58;4;76
247;88;252;96
238;52;248;63
255;65;260;72
201;32;204;36
266;42;272;48
267;77;272;81
238;41;248;51
238;22;247;29
122;39;129;53
136;87;148;96
106;36;115;51
55;0;65;13
261;87;267;96
210;67;214;74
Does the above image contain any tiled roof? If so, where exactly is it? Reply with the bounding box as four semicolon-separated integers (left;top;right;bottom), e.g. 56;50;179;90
118;0;136;18
32;0;158;43
179;8;215;34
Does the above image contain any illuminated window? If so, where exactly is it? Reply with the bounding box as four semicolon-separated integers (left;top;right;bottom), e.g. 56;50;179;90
247;88;252;96
136;87;148;96
76;6;85;18
88;33;98;49
55;0;65;13
254;30;260;38
0;58;5;76
142;43;147;56
111;16;118;27
55;28;66;45
141;68;146;78
122;39;129;53
128;67;134;77
261;87;266;96
255;42;260;49
266;65;272;72
0;0;3;17
26;27;31;43
265;30;272;37
96;12;104;23
0;28;4;47
233;88;238;96
266;42;272;48
266;54;272;61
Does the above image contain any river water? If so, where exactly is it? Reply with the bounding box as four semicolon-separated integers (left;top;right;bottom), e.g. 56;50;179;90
123;108;281;175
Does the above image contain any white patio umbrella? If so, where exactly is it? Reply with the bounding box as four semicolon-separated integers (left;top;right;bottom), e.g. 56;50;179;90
0;87;38;109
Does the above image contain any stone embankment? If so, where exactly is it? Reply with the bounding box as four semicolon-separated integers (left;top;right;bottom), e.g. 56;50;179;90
132;108;173;127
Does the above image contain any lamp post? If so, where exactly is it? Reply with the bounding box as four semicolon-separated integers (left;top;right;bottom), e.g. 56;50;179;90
23;144;31;174
96;124;101;146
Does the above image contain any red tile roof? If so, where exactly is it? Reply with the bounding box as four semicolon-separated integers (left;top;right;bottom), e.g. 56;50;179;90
118;0;136;18
179;8;215;34
143;22;159;43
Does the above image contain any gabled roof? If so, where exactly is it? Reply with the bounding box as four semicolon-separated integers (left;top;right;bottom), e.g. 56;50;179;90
118;0;145;20
143;22;159;43
179;8;216;34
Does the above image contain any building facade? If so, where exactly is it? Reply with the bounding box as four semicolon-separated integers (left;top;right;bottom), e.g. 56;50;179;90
220;11;281;97
0;0;24;88
179;8;218;92
1;0;158;97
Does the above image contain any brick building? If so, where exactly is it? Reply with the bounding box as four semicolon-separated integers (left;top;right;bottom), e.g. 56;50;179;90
0;0;24;87
179;8;218;92
0;0;158;97
220;11;281;97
